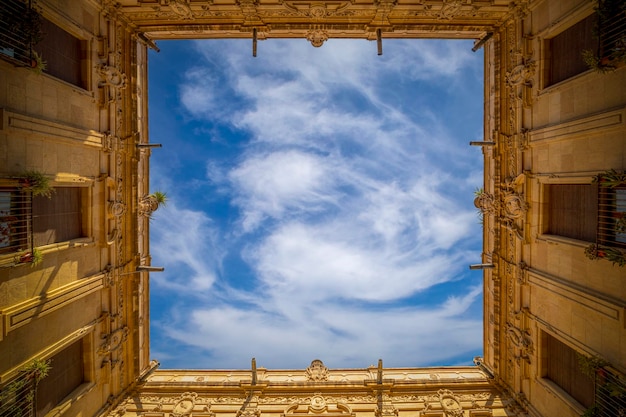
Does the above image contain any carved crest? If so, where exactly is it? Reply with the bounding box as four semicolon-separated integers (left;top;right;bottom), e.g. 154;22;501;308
305;359;329;381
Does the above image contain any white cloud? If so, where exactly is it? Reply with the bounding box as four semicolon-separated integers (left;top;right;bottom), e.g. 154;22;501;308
150;200;223;292
229;150;339;231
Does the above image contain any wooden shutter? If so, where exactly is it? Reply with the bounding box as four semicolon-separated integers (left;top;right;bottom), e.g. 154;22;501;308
546;335;594;408
33;188;82;246
547;14;597;86
547;184;597;242
34;18;85;88
36;340;84;417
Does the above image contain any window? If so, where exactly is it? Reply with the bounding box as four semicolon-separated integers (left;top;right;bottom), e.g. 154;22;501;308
0;188;30;254
545;14;598;86
543;333;595;408
34;17;86;88
32;187;85;247
545;184;598;242
36;340;84;417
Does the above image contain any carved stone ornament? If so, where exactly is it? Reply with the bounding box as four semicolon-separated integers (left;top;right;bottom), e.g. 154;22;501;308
438;389;463;417
172;392;198;417
278;1;354;18
306;29;329;47
108;201;127;218
502;193;526;219
98;65;127;89
309;395;327;413
305;359;330;381
169;0;194;19
237;408;261;417
474;192;496;215
139;194;160;217
506;61;535;87
98;326;129;355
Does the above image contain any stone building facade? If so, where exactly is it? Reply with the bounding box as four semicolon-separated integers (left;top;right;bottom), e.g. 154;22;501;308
0;0;624;416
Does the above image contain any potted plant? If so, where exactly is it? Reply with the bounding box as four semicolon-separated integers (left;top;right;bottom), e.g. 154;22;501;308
30;51;46;74
16;248;44;267
585;244;626;267
19;170;53;198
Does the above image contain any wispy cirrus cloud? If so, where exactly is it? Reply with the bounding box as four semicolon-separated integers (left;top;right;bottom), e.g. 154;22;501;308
149;38;485;370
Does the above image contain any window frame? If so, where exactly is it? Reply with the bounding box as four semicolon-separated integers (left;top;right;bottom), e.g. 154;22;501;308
539;331;595;413
535;5;597;92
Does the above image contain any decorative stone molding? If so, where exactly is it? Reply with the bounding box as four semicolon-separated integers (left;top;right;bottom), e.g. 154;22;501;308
108;201;127;218
277;1;354;19
505;322;533;363
438;389;463;417
238;0;263;25
169;0;194;19
309;394;327;413
139;194;160;217
306;29;329;47
305;359;329;381
98;64;128;89
172;392;198;417
98;326;129;355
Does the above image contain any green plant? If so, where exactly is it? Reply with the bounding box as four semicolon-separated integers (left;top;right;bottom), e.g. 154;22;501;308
23;359;51;383
577;353;608;379
30;51;46;74
581;404;599;417
582;49;615;73
30;248;43;267
150;191;167;208
585;244;626;267
592;169;626;188
0;359;51;416
20;170;53;198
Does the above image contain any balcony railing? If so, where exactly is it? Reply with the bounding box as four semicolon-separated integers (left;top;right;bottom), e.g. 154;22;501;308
0;0;41;67
597;0;626;65
0;370;36;417
593;367;626;417
597;185;626;250
0;188;33;268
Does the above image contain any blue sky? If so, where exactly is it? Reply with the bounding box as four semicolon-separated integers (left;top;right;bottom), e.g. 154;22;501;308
147;38;485;370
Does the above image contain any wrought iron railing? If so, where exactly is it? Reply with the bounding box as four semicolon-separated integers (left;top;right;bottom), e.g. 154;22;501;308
0;188;33;267
0;370;36;417
0;0;40;67
597;185;626;250
593;367;626;417
597;0;626;64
